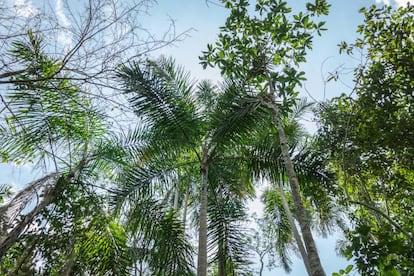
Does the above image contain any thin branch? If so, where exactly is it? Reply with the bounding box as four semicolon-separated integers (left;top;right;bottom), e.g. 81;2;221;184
349;200;413;241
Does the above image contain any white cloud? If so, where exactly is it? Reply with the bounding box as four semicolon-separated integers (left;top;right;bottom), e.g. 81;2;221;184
13;0;38;17
55;0;72;47
395;0;414;5
56;0;70;28
375;0;414;6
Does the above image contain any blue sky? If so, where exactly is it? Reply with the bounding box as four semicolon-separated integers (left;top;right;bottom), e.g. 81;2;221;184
1;0;413;275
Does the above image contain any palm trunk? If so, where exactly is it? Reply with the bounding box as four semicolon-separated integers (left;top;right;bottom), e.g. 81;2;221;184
278;182;311;274
182;185;190;227
197;148;209;276
61;237;76;276
217;185;226;276
218;238;226;276
173;186;180;210
265;78;326;276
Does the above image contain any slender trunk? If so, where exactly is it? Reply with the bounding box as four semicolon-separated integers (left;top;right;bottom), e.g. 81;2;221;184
264;77;326;276
197;148;209;276
218;238;226;276
278;182;312;274
8;235;37;276
61;237;76;276
259;255;264;276
173;186;180;210
161;186;173;205
217;184;226;276
182;185;190;227
0;185;57;259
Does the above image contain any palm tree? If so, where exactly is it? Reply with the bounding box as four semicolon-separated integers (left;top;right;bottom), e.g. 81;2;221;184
116;56;267;276
245;99;341;274
200;1;332;274
0;33;193;275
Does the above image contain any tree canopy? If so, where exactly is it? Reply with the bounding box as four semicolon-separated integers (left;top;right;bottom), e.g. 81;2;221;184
1;1;413;275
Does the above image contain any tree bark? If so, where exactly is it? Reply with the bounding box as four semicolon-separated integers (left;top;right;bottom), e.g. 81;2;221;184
173;186;180;210
217;184;226;276
259;255;264;276
61;237;76;276
218;238;226;276
182;185;190;227
264;78;326;276
197;147;209;276
278;181;312;274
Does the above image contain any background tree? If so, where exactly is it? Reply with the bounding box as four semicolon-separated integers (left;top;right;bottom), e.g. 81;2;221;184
315;4;414;275
0;31;132;273
201;0;330;275
243;99;341;275
0;30;194;274
116;56;269;276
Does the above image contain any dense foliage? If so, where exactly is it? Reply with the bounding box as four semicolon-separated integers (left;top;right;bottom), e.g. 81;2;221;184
316;4;414;275
0;1;413;275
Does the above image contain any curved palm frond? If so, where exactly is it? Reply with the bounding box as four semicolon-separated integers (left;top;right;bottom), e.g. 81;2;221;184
207;185;253;276
261;188;295;272
117;56;204;153
208;80;269;157
126;197;195;276
0;173;60;233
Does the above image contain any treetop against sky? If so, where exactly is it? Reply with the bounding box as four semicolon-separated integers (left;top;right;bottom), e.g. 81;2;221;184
1;0;413;275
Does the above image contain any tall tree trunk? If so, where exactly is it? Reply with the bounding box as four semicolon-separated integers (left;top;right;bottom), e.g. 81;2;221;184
217;184;226;276
173;186;180;210
197;148;209;276
277;181;311;274
265;78;326;276
182;185;190;227
259;254;264;276
217;238;226;276
61;237;76;276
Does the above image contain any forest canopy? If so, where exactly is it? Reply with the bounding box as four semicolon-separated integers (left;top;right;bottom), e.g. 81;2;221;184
0;1;413;275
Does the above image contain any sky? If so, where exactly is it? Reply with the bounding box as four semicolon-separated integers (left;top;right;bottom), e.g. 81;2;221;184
1;0;413;275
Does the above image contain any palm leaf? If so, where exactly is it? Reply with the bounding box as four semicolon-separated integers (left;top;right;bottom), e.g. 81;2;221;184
117;56;204;151
0;173;60;231
207;186;253;275
262;188;295;272
126;197;195;275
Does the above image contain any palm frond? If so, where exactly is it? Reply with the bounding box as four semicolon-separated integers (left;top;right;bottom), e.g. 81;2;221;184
207;186;253;275
0;173;60;231
1;32;106;170
117;56;204;150
76;217;131;275
126;197;195;275
195;80;219;114
208;80;269;156
293;142;343;235
262;188;295;272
